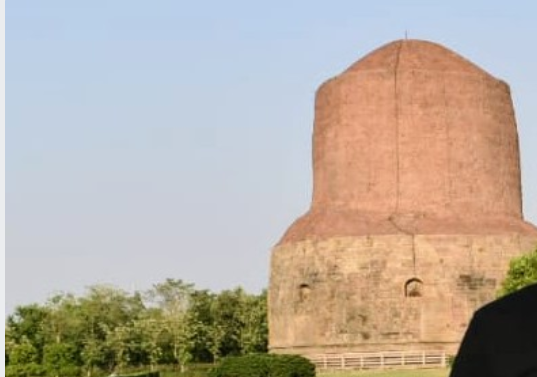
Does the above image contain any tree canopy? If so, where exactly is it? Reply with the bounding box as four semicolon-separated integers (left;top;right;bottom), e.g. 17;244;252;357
499;248;537;296
5;280;267;377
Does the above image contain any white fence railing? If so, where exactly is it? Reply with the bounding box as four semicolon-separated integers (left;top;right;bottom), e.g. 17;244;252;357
308;350;450;370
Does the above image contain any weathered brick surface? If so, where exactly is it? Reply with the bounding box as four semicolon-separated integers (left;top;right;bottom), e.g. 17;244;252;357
269;40;537;355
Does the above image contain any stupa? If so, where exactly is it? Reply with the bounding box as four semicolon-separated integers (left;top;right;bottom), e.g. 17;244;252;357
269;39;537;355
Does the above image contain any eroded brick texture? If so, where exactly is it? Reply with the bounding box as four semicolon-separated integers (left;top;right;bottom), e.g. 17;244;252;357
269;40;537;355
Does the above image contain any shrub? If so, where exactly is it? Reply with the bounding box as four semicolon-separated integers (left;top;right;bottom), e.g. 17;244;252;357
9;343;39;365
499;249;537;296
6;363;46;377
266;355;315;377
43;343;81;377
210;354;315;377
210;354;269;377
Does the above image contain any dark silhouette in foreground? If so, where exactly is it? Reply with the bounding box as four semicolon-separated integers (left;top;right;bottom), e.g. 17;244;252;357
450;283;537;377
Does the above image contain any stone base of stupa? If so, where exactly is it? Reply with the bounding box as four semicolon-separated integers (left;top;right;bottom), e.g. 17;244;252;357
269;224;537;355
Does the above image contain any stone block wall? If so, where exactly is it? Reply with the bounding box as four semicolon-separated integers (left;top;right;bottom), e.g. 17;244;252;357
269;234;537;355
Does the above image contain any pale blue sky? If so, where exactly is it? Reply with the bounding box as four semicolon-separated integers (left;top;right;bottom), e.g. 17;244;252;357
7;1;537;314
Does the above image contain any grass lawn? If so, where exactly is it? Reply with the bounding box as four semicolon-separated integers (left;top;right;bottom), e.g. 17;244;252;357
320;369;449;377
160;365;450;377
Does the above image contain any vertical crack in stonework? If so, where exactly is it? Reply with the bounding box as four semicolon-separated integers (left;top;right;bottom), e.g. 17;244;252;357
388;42;418;273
443;74;452;215
393;40;403;215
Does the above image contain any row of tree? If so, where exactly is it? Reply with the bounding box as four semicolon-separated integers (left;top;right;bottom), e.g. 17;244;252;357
5;279;268;376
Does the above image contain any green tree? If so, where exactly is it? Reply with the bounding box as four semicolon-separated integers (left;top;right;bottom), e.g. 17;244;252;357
6;340;45;377
42;343;80;377
188;290;217;362
211;288;245;357
43;294;83;345
500;249;537;296
211;287;268;357
78;284;145;373
6;304;48;359
145;279;196;371
38;294;86;376
206;320;225;363
79;285;145;340
132;312;165;371
9;341;40;365
239;290;268;354
105;325;133;374
146;279;194;314
194;287;268;360
80;338;106;377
